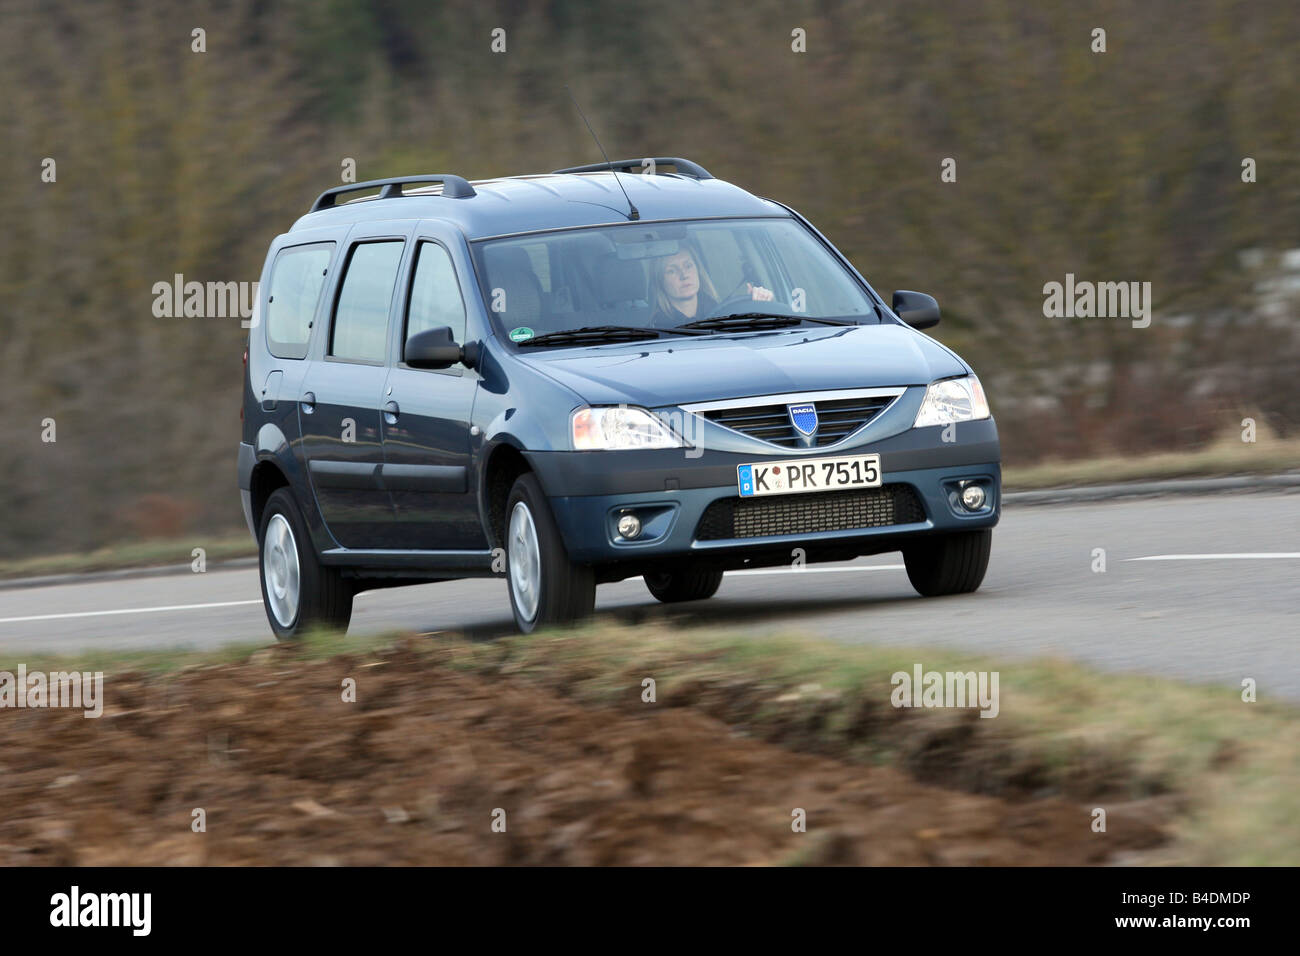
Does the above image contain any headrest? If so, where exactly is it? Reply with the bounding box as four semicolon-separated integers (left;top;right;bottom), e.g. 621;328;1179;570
596;255;647;308
483;246;541;324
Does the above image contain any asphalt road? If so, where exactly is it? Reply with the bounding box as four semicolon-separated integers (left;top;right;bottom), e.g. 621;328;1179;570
2;493;1297;698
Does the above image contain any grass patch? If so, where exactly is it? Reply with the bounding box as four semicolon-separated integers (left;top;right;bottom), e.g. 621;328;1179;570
0;626;386;678
1004;434;1300;489
1;641;266;678
0;532;255;581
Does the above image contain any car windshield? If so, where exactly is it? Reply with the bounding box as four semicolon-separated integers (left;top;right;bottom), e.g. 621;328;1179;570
470;218;880;346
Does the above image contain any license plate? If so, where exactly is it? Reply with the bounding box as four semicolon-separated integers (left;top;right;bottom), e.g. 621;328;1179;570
737;454;881;497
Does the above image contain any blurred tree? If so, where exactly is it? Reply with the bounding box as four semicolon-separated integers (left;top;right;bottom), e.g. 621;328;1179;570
0;0;1296;556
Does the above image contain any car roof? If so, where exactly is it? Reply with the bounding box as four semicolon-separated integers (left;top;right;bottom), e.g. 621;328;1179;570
288;170;789;240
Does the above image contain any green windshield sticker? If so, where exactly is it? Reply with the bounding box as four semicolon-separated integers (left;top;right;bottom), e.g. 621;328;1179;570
509;327;534;342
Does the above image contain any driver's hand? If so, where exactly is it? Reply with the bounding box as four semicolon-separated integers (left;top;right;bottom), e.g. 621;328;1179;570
746;282;775;302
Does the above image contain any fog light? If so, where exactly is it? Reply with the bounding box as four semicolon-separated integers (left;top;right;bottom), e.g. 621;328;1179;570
617;513;642;539
960;484;987;511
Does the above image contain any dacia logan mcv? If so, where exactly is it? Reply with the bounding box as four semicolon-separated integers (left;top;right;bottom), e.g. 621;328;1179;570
239;158;999;636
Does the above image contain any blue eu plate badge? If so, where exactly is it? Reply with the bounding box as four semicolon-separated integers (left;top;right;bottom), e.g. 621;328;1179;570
738;464;755;496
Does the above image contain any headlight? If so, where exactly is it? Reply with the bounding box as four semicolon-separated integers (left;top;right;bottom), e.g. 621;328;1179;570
571;406;683;450
913;375;990;428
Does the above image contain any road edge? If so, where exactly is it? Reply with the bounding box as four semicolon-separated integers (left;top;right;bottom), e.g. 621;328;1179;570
1003;471;1300;506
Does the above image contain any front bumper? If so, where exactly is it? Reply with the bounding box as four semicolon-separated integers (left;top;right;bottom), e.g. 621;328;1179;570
532;419;1001;565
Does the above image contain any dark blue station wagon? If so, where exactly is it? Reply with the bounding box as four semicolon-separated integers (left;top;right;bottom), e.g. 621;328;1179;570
239;158;999;636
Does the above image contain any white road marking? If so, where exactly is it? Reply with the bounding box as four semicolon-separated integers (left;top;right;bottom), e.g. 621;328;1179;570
0;568;907;626
1126;553;1300;561
0;599;263;625
730;564;905;576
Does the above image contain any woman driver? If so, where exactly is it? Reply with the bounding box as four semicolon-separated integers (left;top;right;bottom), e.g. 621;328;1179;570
650;245;774;326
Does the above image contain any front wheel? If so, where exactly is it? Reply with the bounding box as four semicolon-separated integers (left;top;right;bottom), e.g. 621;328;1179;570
644;565;724;603
505;473;596;634
258;488;354;640
902;529;992;597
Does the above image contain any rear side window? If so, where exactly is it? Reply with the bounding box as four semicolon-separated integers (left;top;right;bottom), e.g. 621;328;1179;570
265;243;333;359
330;240;405;363
405;241;467;352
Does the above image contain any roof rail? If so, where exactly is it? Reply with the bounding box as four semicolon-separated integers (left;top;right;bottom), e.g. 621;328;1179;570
552;157;714;180
309;174;477;212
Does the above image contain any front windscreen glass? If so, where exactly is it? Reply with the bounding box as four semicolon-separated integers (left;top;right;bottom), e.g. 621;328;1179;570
470;218;880;346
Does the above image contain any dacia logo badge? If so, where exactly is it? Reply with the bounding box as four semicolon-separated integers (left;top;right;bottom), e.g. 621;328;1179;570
788;403;818;444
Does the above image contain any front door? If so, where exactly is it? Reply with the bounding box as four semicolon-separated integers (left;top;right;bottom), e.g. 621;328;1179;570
380;235;485;550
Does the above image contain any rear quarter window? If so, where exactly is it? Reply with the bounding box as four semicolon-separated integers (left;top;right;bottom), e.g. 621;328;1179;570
265;243;334;359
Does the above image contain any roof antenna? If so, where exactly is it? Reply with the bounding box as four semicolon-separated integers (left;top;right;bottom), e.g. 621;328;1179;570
565;85;639;221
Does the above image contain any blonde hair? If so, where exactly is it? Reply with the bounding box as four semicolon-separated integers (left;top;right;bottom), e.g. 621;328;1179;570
652;245;718;318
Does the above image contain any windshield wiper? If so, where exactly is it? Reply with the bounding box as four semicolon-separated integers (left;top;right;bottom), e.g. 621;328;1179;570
517;326;658;347
516;325;706;347
675;312;858;332
675;313;801;332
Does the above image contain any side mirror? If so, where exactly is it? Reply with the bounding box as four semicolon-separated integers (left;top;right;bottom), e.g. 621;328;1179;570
405;326;467;369
892;291;940;330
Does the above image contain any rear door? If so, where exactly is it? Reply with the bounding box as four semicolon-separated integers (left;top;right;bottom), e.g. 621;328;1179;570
299;225;411;548
379;227;486;550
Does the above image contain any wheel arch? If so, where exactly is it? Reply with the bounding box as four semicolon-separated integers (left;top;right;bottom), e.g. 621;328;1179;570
480;439;536;550
249;459;291;539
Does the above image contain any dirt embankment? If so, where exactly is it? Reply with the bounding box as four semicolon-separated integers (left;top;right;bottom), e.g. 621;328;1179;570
0;639;1168;865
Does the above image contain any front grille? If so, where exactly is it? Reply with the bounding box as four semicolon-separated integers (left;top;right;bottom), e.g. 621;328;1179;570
695;484;927;540
701;395;896;448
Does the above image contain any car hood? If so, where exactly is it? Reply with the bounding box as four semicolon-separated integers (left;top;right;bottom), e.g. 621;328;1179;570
512;323;969;408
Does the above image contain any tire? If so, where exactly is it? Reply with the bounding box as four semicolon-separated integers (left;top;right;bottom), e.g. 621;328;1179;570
258;487;354;640
504;473;596;634
644;565;724;603
902;529;992;597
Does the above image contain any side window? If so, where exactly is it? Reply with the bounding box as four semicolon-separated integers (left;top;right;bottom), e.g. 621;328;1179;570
266;243;333;359
330;240;405;363
405;241;467;355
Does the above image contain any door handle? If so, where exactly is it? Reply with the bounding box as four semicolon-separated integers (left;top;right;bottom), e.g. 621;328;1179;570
383;400;400;425
300;391;316;414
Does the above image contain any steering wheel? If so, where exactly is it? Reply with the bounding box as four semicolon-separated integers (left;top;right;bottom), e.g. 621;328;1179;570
703;281;793;319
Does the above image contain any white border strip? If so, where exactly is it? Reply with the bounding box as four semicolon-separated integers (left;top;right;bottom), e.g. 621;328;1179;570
0;599;262;625
1125;553;1300;561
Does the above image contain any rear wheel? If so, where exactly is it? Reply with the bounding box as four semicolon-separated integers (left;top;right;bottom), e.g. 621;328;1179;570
644;565;724;603
505;473;596;634
902;529;992;597
258;488;354;640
